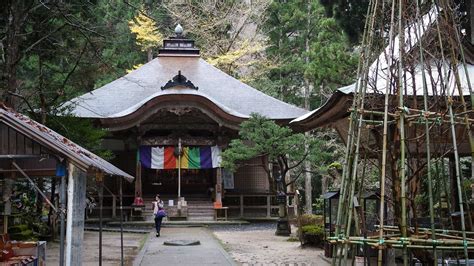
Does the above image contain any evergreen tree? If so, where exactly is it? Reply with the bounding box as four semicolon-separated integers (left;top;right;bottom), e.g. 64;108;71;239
319;0;369;44
259;0;356;108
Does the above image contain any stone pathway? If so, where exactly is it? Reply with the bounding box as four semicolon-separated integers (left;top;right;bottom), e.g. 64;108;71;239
135;227;235;266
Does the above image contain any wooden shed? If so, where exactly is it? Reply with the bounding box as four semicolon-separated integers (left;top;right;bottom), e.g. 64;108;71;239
0;103;133;265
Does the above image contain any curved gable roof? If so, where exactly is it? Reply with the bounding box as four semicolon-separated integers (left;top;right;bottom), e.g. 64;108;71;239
65;57;307;120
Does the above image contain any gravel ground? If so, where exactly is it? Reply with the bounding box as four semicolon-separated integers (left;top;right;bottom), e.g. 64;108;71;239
210;222;329;265
210;221;276;232
46;231;148;265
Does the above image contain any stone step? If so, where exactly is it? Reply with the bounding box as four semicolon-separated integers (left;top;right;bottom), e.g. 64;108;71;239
186;202;213;206
187;216;215;221
188;212;214;216
188;209;214;213
186;204;213;208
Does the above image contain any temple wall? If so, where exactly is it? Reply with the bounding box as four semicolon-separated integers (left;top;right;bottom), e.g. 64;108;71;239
233;157;270;193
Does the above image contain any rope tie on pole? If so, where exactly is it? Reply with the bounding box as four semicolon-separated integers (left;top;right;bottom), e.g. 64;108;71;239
399;237;409;245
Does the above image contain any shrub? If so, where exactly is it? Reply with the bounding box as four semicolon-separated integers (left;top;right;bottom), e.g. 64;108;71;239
300;225;324;246
301;225;324;235
298;214;323;227
297;214;324;246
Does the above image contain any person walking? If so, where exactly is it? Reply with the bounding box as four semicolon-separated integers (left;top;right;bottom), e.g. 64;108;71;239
153;194;165;237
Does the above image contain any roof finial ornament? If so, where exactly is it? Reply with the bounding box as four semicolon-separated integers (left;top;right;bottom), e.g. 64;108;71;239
175;24;183;37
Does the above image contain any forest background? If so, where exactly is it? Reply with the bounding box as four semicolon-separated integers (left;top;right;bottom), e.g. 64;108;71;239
0;0;384;212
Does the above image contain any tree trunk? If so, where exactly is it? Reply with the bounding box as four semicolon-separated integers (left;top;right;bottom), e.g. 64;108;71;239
147;48;153;62
303;0;313;215
2;1;24;109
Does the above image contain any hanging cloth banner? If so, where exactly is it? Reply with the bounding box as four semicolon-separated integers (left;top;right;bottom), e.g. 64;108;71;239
139;145;222;169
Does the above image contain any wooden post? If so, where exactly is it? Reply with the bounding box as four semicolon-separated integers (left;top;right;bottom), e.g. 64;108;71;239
65;163;87;266
240;194;244;218
119;179;124;266
112;194;116;219
97;173;104;266
449;155;459;211
266;195;271;218
3;173;14;234
59;172;66;266
135;148;142;198
215;168;222;205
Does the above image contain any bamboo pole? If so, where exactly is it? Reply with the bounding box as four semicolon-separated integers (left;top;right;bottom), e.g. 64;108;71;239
415;0;438;263
377;0;396;264
396;1;409;265
331;1;376;265
447;99;470;260
447;33;474;231
431;1;470;261
450;4;474;189
338;0;381;262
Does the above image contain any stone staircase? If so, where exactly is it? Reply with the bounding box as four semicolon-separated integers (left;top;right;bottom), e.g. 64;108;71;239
186;199;214;221
141;197;157;221
141;195;215;221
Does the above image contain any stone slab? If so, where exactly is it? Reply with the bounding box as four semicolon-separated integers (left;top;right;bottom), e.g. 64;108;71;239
135;227;235;266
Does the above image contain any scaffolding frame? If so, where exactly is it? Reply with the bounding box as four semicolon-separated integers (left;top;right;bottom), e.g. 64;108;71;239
331;0;474;265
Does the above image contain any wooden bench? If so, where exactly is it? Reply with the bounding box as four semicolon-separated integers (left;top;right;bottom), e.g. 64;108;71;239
214;207;229;221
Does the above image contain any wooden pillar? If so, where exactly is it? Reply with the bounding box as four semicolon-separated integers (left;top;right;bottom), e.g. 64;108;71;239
215;168;222;205
240;194;244;218
135;148;142;198
65;163;87;266
449;156;459;211
266;195;271;218
2;173;14;234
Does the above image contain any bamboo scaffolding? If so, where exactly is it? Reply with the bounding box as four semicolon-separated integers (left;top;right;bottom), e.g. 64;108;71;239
331;1;378;265
331;0;473;264
415;0;437;262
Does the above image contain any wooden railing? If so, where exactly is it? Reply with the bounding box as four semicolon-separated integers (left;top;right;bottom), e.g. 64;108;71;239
223;194;295;218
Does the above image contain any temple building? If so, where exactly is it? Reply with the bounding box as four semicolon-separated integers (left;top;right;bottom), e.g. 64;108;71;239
64;26;307;220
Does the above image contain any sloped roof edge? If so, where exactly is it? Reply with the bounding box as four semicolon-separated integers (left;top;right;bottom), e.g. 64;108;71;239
0;105;134;182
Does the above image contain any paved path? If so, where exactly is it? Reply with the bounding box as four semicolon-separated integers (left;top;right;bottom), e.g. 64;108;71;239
135;227;236;266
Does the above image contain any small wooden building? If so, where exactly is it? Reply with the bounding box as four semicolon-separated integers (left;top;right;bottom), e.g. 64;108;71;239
0;104;133;265
63;28;307;219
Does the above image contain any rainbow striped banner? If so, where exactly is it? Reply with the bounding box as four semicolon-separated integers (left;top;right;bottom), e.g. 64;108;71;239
139;145;222;169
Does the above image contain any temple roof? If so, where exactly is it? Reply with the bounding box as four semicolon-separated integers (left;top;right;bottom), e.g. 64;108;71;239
64;39;306;121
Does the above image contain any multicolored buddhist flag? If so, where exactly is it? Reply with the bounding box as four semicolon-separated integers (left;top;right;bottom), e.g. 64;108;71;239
139;145;222;169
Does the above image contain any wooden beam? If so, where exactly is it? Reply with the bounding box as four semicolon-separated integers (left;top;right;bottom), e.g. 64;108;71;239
65;163;87;266
140;123;219;132
141;136;217;146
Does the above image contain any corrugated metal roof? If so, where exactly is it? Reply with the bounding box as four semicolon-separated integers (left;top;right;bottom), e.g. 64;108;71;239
0;105;134;182
63;57;307;120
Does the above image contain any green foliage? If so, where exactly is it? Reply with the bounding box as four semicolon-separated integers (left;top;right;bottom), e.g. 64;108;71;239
8;225;36;241
298;224;324;246
301;224;324;236
319;0;369;44
297;215;324;246
221;114;316;192
8;181;49;240
298;214;323;227
257;0;357;107
46;114;114;160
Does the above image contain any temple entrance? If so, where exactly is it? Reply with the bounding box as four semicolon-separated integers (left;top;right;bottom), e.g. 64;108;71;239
142;167;215;198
